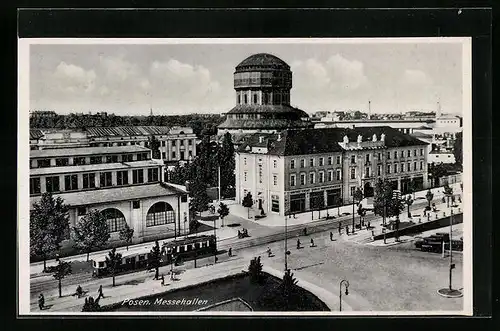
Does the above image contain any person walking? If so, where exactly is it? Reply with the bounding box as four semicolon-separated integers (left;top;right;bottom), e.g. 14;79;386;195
38;293;45;310
330;232;333;241
267;247;272;257
161;274;165;286
76;285;83;298
228;247;232;257
303;228;307;236
97;285;105;299
310;238;315;247
296;239;301;249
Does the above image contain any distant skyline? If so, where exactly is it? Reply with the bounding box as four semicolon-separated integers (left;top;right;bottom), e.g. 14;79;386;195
29;40;465;116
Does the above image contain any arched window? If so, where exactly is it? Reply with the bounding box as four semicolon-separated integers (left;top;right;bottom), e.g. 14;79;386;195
146;202;175;227
101;208;127;233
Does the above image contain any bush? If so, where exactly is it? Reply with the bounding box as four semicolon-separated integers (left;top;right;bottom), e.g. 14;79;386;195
248;257;263;284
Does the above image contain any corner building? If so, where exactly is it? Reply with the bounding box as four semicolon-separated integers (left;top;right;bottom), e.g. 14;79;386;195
235;126;429;217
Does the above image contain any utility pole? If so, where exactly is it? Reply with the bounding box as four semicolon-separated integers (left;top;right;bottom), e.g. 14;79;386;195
285;213;288;271
449;208;453;290
218;165;222;226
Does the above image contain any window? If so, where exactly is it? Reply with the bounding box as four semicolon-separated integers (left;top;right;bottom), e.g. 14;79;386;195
90;156;102;164
400;151;404;158
336;169;342;181
162;152;166;159
394;164;398;173
258;164;263;183
148;168;159;182
122;154;133;162
188;151;193;158
82;173;95;189
365;167;370;178
319;171;324;183
117;171;129;185
271;195;280;213
328;156;333;165
253;94;258;104
189;140;193;146
387;164;392;174
106;155;118;163
300;173;306;185
37;159;51;168
309;172;315;184
387;152;391;160
350;155;356;164
420;161;423;170
414;149;417;157
56;158;69;166
273;160;277;168
161;141;166;147
365;154;370;163
77;207;86;216
74;157;86;165
350;168;356;180
133;200;140;209
319;157;324;166
244;157;247;166
336;155;341;164
309;158;314;167
244;94;248;104
30;177;41;194
377;153;381;161
328;170;333;181
100;172;113;187
133;169;144;184
237;94;241;104
180;152;185;160
290;174;296;187
350;187;356;196
146;202;175;227
136;153;144;161
172;151;176;159
273;175;278;186
300;159;305;168
103;208;127;233
290;159;296;169
377;165;382;176
413;162;417;171
394;151;398;159
64;174;78;191
244;171;248;182
45;176;60;193
420;148;424;156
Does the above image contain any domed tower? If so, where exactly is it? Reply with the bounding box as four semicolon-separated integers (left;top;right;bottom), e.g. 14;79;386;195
218;53;312;140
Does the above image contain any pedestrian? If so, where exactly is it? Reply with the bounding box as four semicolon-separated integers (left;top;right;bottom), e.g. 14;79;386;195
228;247;232;257
346;226;349;235
76;285;83;298
267;247;272;257
38;293;45;310
367;221;371;229
97;285;104;299
303;228;307;236
161;274;165;286
310;238;315;247
293;214;297;219
330;232;333;241
423;209;427;216
296;239;301;249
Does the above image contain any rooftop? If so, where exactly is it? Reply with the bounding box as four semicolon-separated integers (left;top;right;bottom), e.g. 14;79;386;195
237;126;428;156
30;129;44;140
85;126;173;138
30;160;162;176
30;145;150;158
218;118;312;130
30;183;185;208
225;104;309;117
235;53;290;71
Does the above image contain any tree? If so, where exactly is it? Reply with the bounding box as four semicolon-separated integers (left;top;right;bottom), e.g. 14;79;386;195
119;223;134;250
352;187;363;229
189;173;211;218
30;192;69;272
373;179;397;224
148;240;162;280
105;248;123;287
218;132;236;196
453;131;462;168
405;195;414;218
147;135;161;159
217;202;230;227
242;192;253;219
52;260;72;298
248;256;263;283
282;269;298;298
443;183;454;207
73;210;110;261
426;189;434;208
407;179;417;199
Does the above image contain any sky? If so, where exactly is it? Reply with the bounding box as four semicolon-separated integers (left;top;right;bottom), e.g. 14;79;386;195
29;40;465;116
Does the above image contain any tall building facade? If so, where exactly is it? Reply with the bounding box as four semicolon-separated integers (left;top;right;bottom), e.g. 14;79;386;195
218;53;313;143
235;127;429;217
29;145;190;248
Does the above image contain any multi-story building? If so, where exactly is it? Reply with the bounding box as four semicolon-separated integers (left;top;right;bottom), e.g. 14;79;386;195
29;145;190;248
235;126;428;217
30;129;90;150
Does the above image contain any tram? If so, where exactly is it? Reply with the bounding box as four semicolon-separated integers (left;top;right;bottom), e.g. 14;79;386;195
92;235;217;277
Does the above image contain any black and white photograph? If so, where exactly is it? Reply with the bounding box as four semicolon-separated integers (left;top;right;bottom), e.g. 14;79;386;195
18;37;472;315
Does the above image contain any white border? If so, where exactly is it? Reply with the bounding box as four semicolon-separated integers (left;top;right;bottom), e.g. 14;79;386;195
18;37;473;316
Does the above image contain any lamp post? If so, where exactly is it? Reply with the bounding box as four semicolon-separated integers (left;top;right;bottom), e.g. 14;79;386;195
393;190;401;242
449;208;453;290
339;279;349;311
285;213;289;271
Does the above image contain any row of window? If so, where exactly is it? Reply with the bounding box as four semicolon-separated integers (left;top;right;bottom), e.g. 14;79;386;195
32;153;149;169
386;161;425;174
167;150;193;160
160;140;194;147
290;156;342;169
236;91;290;105
289;169;342;187
29;168;159;194
386;149;425;160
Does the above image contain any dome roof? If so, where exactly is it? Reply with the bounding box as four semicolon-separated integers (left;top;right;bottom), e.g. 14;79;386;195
236;53;290;71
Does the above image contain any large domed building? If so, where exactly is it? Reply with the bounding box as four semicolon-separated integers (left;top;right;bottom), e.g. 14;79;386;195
217;53;313;141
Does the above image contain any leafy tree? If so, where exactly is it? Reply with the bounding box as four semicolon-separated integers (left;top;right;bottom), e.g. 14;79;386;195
242;192;253;219
119;223;134;251
426;189;434;208
189;173;211;218
218;132;235;195
52;260;72;298
353;188;363;204
373;179;396;224
453;132;462;167
405;195;414;218
407;179;417;199
147;135;161;159
248;256;263;284
217;202;230;227
148;240;162;280
443;183;454;207
73;209;110;261
30;192;69;272
282;269;298;298
105;248;123;287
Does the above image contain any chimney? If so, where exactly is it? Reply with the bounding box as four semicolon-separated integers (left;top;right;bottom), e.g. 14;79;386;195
259;136;264;143
380;133;386;142
372;134;377;142
368;100;371;119
357;135;362;143
343;135;349;144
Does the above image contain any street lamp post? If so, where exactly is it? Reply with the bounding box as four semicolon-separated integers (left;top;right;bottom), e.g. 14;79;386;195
285;213;289;271
339;279;349;311
449;208;453;290
393;190;401;242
